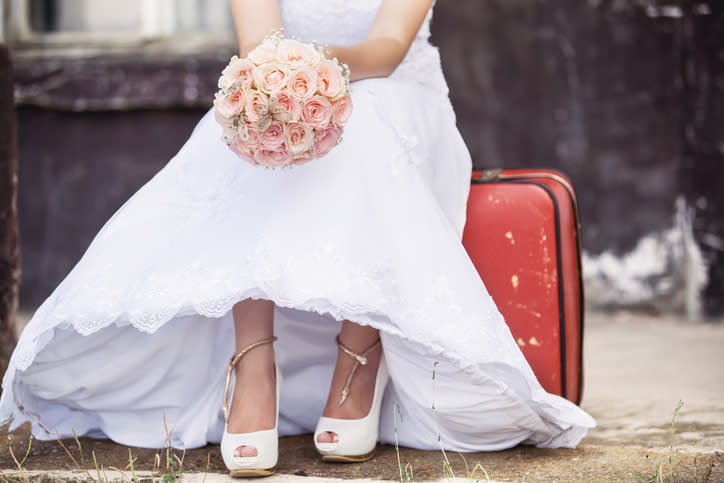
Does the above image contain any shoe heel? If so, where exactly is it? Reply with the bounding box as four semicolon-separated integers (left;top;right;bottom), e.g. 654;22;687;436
220;338;280;477
314;353;389;462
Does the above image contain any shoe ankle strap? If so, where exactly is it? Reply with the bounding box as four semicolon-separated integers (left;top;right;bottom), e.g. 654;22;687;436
223;336;277;422
335;335;381;407
336;335;381;365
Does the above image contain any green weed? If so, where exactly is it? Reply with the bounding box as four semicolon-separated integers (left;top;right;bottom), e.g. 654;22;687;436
630;400;702;483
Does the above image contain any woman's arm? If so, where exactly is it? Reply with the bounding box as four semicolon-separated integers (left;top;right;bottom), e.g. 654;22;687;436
327;0;434;81
229;0;433;80
229;0;282;57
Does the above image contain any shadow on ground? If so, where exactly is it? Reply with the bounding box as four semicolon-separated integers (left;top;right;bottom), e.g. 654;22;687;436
0;423;721;482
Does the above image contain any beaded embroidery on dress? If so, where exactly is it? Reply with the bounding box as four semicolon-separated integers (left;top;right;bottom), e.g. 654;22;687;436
0;0;595;450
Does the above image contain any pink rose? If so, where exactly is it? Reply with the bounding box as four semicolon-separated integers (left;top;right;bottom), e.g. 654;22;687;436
238;121;261;148
229;143;257;165
219;57;254;90
314;125;343;158
247;40;276;65
252;63;291;95
275;90;302;121
292;151;315;165
332;93;353;126
214;102;233;127
284;122;315;155
276;39;321;69
245;90;269;122
287;68;318;101
261;120;285;148
254;147;292;168
317;59;346;99
214;89;245;119
302;95;334;128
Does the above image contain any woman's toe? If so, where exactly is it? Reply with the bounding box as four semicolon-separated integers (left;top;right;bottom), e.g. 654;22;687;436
234;445;258;457
317;431;339;444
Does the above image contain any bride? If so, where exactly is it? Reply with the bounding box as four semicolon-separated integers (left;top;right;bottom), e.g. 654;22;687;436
0;0;595;478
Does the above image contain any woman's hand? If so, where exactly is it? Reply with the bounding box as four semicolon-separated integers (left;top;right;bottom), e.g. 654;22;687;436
229;0;283;57
327;0;434;81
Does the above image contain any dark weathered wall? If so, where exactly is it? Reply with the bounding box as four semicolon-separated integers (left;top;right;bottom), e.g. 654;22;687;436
0;43;20;376
431;0;723;314
10;1;724;315
17;108;202;303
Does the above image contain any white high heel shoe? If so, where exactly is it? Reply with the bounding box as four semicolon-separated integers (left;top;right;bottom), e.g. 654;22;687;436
314;336;389;462
221;337;281;477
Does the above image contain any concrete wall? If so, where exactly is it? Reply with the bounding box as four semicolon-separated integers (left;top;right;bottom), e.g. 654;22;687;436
9;1;724;316
430;0;723;315
0;43;20;373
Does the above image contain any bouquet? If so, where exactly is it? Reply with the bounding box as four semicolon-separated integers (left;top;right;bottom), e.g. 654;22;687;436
214;32;353;168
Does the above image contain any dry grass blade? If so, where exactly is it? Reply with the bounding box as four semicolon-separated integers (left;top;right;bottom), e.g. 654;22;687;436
202;452;211;483
28;413;86;473
0;465;23;483
392;399;412;482
431;361;454;479
153;451;162;479
468;461;491;482
107;465;130;481
7;445;27;481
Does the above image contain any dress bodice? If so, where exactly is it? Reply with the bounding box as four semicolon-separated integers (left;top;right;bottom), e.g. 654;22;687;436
279;0;431;46
278;0;444;93
279;0;384;46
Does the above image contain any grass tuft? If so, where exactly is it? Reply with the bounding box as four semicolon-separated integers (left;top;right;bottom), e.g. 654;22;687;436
630;400;702;483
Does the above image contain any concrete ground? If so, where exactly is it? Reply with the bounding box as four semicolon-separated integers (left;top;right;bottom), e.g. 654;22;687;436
1;310;722;482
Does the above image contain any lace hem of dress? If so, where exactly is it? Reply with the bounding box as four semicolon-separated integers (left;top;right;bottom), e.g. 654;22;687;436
2;274;593;449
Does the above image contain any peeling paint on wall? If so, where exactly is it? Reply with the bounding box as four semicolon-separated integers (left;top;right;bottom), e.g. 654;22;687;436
583;197;708;319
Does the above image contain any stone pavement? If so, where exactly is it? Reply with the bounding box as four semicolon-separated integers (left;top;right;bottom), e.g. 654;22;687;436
1;310;722;482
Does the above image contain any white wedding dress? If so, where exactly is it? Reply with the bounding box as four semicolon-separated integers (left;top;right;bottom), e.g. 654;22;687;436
0;0;595;451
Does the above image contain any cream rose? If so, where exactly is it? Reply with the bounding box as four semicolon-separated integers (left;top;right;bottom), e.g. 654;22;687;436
287;68;318;101
302;95;334;129
317;59;346;99
245;90;269;122
247;40;277;65
276;38;321;69
314;125;343;158
275;90;302;121
219;57;255;90
253;63;291;95
284;122;315;155
214;101;233;127
214;89;245;119
332;93;353;126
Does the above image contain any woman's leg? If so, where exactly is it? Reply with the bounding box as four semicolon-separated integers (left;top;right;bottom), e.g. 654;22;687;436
228;298;277;457
317;320;382;443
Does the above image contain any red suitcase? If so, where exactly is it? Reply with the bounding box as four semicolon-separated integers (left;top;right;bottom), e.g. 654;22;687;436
462;169;584;404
